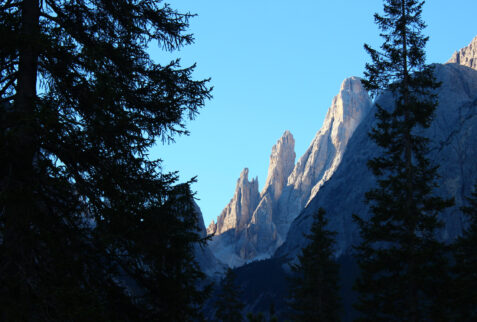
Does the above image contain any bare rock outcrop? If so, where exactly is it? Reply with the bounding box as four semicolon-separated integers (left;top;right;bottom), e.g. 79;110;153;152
277;62;477;262
275;77;372;238
447;35;477;71
207;77;372;266
207;168;259;236
261;131;296;201
208;132;296;265
241;131;295;258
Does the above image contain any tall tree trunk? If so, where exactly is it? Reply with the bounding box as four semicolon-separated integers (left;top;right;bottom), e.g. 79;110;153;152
400;1;418;321
2;1;40;319
6;0;40;235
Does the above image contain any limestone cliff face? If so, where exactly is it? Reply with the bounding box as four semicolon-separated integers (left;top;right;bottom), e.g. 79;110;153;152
207;168;260;236
218;37;477;316
261;131;296;202
275;77;372;238
447;35;477;70
208;132;296;265
208;77;371;266
206;220;216;236
277;35;477;261
241;131;295;258
277;62;477;262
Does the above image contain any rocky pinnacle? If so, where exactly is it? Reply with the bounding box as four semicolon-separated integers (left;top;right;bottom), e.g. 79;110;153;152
447;35;477;71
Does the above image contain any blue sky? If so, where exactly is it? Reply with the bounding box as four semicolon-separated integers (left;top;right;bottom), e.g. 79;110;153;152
149;0;477;227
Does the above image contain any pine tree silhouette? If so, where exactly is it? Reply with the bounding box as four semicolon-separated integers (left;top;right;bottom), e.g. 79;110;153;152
0;1;211;320
288;208;341;321
353;1;453;320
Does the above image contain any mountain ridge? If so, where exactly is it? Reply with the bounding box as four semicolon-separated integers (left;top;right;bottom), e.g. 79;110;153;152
276;61;477;261
207;76;372;266
196;34;477;321
447;35;477;70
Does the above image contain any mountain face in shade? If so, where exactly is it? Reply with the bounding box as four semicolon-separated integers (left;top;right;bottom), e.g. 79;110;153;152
207;77;372;267
195;36;477;322
193;202;226;277
276;60;477;262
204;35;477;270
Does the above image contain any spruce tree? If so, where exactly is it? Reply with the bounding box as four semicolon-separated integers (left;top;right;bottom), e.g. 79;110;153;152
353;1;453;320
214;268;245;322
288;208;341;322
451;183;477;319
0;0;211;320
246;312;265;322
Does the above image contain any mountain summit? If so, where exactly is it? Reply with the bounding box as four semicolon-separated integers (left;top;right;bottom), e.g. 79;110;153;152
447;35;477;70
206;168;259;237
262;130;296;202
193;35;477;321
208;77;372;266
277;38;477;261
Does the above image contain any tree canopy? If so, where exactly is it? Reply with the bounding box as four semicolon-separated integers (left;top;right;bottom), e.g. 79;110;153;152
0;0;211;320
451;183;477;320
214;268;245;322
288;208;341;322
354;0;453;320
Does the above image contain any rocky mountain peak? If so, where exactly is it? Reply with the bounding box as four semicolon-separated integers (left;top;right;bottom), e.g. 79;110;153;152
287;76;371;196
447;35;477;70
277;62;477;269
207;77;372;267
239;167;250;181
323;76;371;147
207;168;260;236
262;130;296;201
206;220;216;236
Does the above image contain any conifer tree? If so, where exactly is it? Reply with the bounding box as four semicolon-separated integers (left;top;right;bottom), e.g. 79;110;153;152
268;303;278;322
214;268;245;322
353;1;453;320
451;183;477;319
246;312;265;322
0;0;211;320
288;208;341;322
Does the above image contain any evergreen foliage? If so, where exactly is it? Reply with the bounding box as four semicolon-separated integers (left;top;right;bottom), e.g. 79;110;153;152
288;208;341;322
268;303;278;322
0;0;211;320
353;1;453;320
246;312;265;322
451;183;477;319
214;268;245;322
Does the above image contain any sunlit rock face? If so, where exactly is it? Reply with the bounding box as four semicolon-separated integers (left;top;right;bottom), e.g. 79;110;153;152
276;61;477;262
447;35;477;70
208;77;372;267
275;77;372;239
206;36;477;317
206;168;260;236
243;131;296;259
262;131;296;202
208;132;296;266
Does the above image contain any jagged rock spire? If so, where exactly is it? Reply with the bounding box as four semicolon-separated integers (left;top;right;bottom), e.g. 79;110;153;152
262;130;296;201
208;77;372;266
447;35;477;70
276;77;372;238
207;168;259;236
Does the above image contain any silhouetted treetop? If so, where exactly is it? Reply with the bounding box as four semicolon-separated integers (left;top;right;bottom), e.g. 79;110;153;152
1;0;211;320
